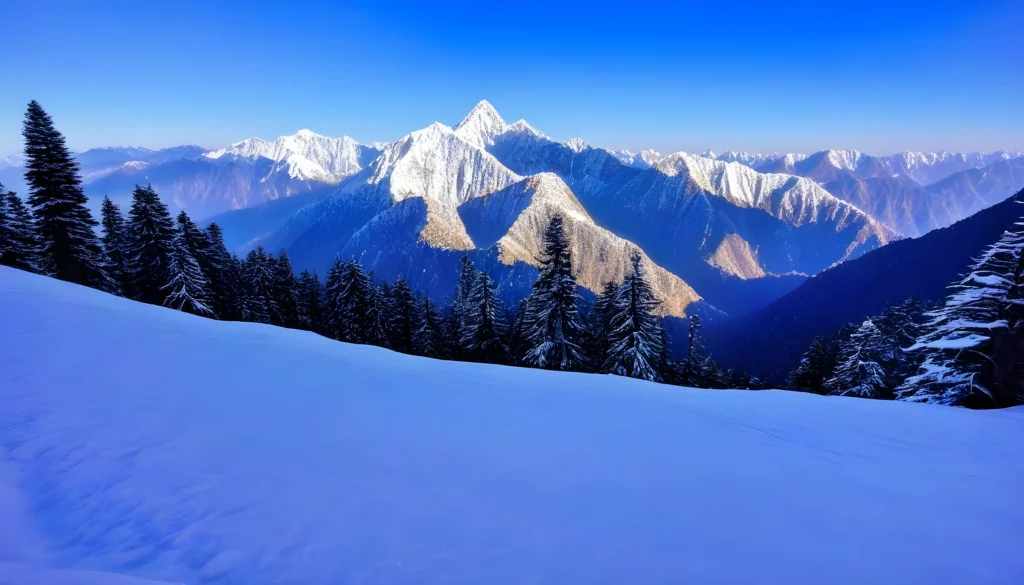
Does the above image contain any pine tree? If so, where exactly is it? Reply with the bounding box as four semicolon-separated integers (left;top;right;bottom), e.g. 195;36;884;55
462;271;509;364
99;196;130;295
680;314;706;387
415;297;445;358
274;249;300;328
452;255;477;351
826;319;889;398
202;222;234;318
522;216;589;371
163;220;214;317
898;220;1024;407
0;185;39;272
364;275;391;348
242;247;280;325
505;299;529;364
588;281;618;372
787;337;840;395
603;253;665;382
124;184;176;305
22;101;109;289
389;276;418;354
297;270;325;333
220;253;246;321
332;260;375;344
323;259;346;340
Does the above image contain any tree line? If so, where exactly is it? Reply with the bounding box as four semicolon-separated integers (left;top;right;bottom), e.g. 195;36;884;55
2;100;758;389
786;212;1024;408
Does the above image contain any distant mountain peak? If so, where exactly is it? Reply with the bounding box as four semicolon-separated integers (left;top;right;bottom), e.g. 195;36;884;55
454;100;508;148
562;138;590;153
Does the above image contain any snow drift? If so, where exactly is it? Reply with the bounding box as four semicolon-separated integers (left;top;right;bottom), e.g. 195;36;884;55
1;266;1023;585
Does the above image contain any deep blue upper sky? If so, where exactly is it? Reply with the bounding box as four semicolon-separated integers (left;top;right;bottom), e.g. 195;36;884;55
2;0;1022;157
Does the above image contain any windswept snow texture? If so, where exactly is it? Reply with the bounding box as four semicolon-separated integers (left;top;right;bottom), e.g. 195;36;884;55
2;267;1024;585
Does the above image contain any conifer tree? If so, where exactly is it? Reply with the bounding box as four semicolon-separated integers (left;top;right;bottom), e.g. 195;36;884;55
220;253;245;321
389;276;418;354
462;271;509;364
22;101;109;288
826;319;889;398
323;259;346;340
333;260;375;344
604;253;665;382
452;255;477;348
589;281;618;372
274;249;300;328
364;275;391;348
786;337;840;394
681;314;706;386
125;184;176;305
415;296;445;358
202;223;235;319
99;196;130;295
0;185;39;272
505;299;529;364
297;270;325;333
163;219;214;316
898;220;1024;407
522;216;588;371
242;247;280;325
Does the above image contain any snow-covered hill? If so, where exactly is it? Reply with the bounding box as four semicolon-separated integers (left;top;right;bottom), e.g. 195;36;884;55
2;267;1023;585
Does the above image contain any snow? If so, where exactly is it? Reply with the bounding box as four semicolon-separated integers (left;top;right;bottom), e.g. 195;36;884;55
2;267;1024;584
204;130;382;183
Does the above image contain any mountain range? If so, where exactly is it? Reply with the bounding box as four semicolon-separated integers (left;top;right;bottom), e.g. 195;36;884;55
1;101;1021;320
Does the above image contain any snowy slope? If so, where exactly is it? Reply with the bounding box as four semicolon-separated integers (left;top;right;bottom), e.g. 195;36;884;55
2;268;1024;585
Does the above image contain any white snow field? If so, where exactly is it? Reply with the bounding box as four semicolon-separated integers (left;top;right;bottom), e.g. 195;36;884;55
1;266;1023;585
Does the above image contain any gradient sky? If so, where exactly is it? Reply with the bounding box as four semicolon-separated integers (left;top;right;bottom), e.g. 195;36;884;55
2;0;1022;157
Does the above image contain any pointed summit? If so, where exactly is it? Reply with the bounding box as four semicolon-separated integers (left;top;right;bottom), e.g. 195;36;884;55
454;100;507;149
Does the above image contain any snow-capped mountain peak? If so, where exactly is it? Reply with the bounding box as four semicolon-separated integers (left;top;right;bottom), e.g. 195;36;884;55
562;138;590;153
454;100;508;148
608;149;664;169
204;130;382;183
506;119;544;139
825;149;863;171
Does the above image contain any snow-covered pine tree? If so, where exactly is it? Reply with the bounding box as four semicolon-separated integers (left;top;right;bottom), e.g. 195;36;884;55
124;184;176;305
452;255;477;349
415;296;445;358
389;276;418;354
99;196;130;295
461;271;509;364
786;336;840;394
163;220;214;317
680;314;706;387
897;218;1024;407
521;216;589;371
603;252;665;382
0;185;39;272
22;101;109;289
333;260;375;344
588;281;618;372
297;270;325;334
825;319;889;398
323;259;346;340
365;274;391;348
274;249;300;328
201;223;235;319
220;253;246;321
242;247;280;325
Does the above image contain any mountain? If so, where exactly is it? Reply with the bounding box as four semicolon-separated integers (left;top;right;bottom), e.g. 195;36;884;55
3;265;1023;585
720;148;1024;236
706;188;1024;382
259;109;702;317
0;133;384;221
608;149;664;169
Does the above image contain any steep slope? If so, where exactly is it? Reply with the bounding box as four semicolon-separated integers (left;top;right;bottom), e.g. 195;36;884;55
3;267;1024;585
487;126;892;315
706;189;1024;382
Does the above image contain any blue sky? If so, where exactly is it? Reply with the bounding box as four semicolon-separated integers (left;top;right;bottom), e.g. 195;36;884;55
2;0;1022;156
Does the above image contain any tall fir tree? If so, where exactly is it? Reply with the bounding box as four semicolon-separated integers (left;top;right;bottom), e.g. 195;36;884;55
202;223;235;319
603;252;665;382
452;255;477;350
415;296;445;358
331;259;375;344
125;184;176;305
22;101;109;289
786;337;841;394
220;253;246;321
274;249;300;328
364;274;391;348
588;281;619;372
461;271;509;364
0;185;39;272
505;299;529;364
99;196;130;295
242;247;280;325
297;270;325;334
163;217;214;316
521;216;589;371
825;319;889;398
897;219;1024;407
389;276;418;354
680;314;706;386
323;258;346;340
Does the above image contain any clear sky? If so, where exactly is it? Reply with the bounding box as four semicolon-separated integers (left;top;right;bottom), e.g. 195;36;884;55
2;0;1022;157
